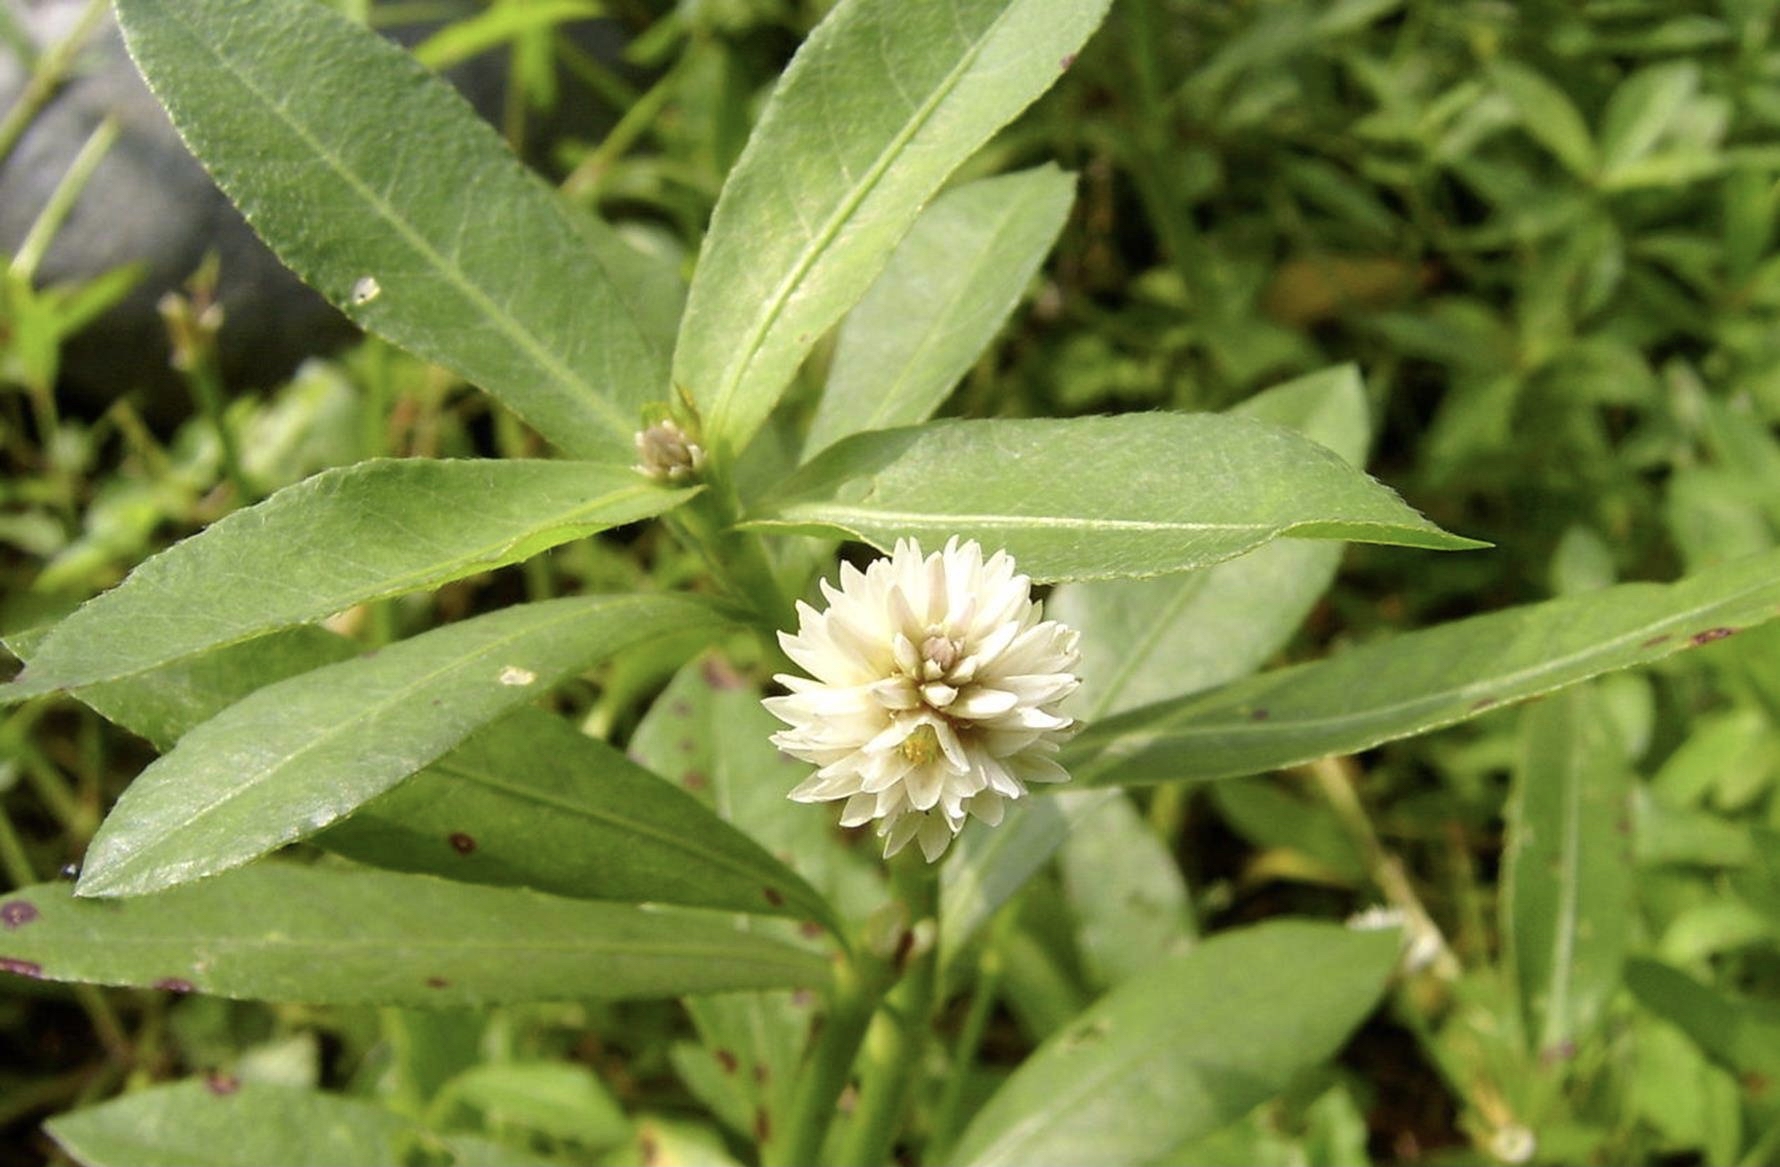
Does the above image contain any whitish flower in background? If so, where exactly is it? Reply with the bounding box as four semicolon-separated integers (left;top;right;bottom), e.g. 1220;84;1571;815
765;538;1081;862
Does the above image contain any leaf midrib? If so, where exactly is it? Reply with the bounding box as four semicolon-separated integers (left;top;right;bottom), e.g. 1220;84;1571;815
30;477;674;692
85;596;680;889
1074;573;1776;774
431;754;810;906
134;0;640;443
703;0;1019;443
849;183;1053;438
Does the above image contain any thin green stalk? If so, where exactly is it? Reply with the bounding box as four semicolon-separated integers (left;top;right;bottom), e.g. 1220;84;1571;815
18;742;93;842
671;483;798;634
925;904;1018;1163
561;55;683;201
160;278;257;502
11;117;117;284
766;955;885;1167
184;345;256;502
0;0;108;169
0;804;36;890
835;858;942;1167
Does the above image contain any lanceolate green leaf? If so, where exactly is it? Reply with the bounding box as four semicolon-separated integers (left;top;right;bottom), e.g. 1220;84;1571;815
0;866;826;1005
48;1080;423;1167
1053;367;1371;718
114;0;667;458
320;707;837;930
674;0;1112;460
1503;685;1633;1059
2;460;692;703
805;166;1076;456
950;921;1400;1166
77;594;728;898
1066;547;1780;787
747;414;1477;581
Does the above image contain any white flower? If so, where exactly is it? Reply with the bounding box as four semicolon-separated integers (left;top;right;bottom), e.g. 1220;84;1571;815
765;538;1082;862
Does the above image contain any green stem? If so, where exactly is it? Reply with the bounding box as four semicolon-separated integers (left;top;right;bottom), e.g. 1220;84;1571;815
672;483;798;634
835;858;942;1167
925;904;1017;1162
767;955;885;1167
184;349;256;503
0;804;36;889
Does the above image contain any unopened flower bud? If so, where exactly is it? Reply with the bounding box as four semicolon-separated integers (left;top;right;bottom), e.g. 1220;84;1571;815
634;420;705;483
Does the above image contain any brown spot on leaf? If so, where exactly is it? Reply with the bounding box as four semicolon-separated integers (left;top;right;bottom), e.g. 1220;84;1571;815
753;1107;772;1143
1641;634;1672;648
1744;1071;1771;1097
0;900;38;929
1692;627;1737;646
1470;697;1499;712
1539;1040;1577;1066
799;921;826;939
715;1048;739;1074
763;886;786;908
671;699;693;716
154;977;196;994
425;975;450;989
754;1063;770;1086
702;657;744;690
0;957;42;979
205;1072;240;1096
448;832;477;855
682;770;708;792
1060;52;1078;68
1248;708;1269;722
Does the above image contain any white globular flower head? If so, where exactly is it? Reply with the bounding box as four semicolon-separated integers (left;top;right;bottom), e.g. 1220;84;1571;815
765;538;1082;862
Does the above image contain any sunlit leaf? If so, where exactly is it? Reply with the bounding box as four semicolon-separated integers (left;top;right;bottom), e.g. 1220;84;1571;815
747;413;1477;581
115;0;668;457
1067;548;1780;786
76;594;728;897
3;460;691;702
675;0;1112;459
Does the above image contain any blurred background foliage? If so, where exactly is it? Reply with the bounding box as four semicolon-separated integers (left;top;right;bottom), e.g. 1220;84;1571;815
7;0;1780;1163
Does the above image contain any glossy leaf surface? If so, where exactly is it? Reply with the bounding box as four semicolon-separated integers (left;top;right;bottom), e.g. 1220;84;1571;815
1067;549;1780;786
322;707;835;928
3;460;690;701
675;0;1111;458
1053;367;1370;717
805;165;1075;455
748;413;1477;581
77;594;726;897
115;0;667;457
